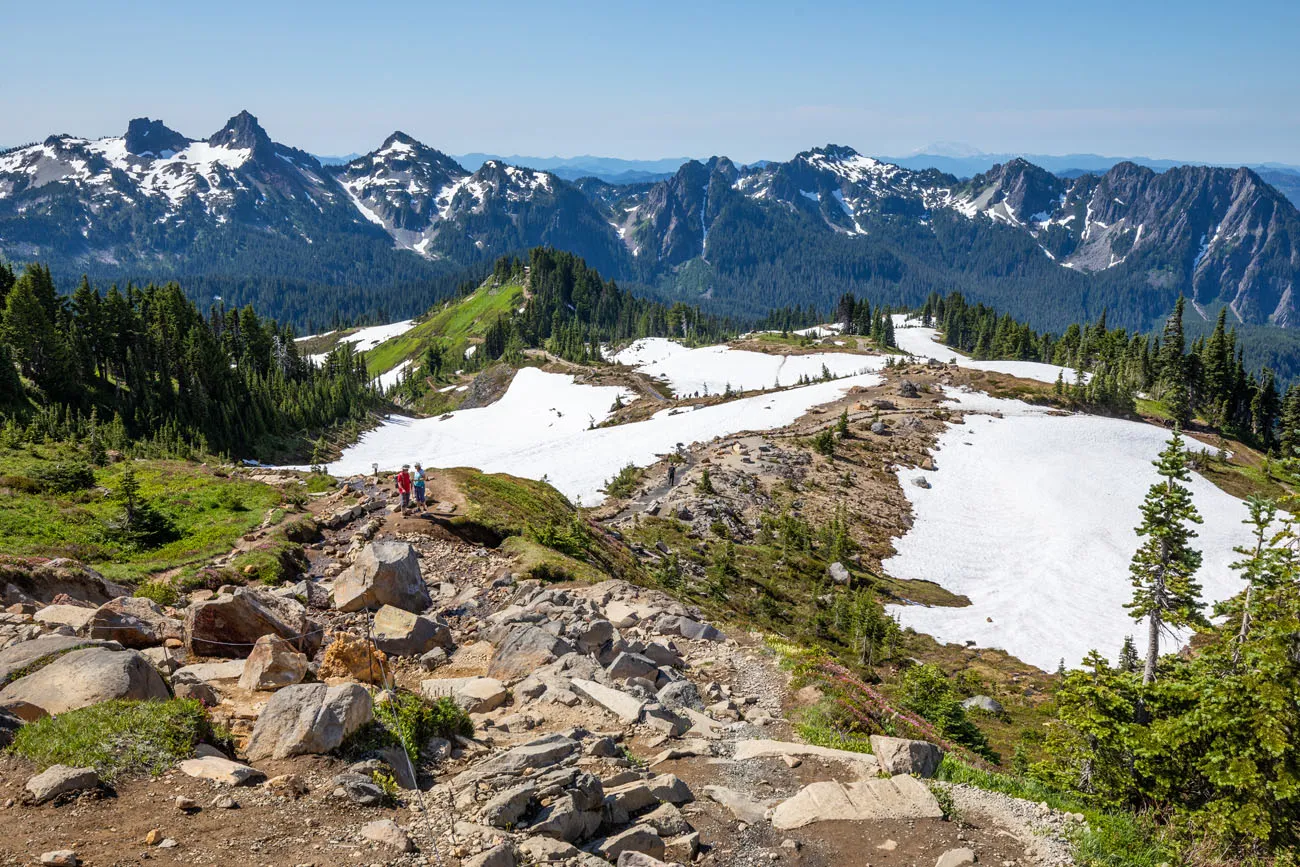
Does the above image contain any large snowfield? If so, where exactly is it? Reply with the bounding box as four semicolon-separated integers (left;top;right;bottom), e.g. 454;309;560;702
891;316;1084;385
307;366;882;505
883;388;1258;671
610;337;883;396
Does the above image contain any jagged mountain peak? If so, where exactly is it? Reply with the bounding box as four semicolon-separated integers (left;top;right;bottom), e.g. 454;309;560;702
207;110;273;152
123;118;190;156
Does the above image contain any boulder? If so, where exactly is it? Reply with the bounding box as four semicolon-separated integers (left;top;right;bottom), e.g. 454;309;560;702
172;659;245;687
25;765;100;804
640;802;693;838
574;619;614;654
527;792;601;842
87;596;181;648
961;695;1004;714
617;854;677;867
656;615;722;642
646;773;693;804
0;647;168;715
607;651;658;682
244;683;373;760
656;680;704;712
828;562;850;585
770;775;943;830
33;605;96;632
936;848;977;867
0;635;118;684
178;756;265;786
518;836;573;863
591;826;665;862
333;772;387;806
238;634;308;691
185;587;320;658
466;843;519;867
869;735;944;778
40;851;78;866
422;676;508;713
334;541;430;613
487;625;574;682
317;633;387;683
360;818;415;853
453;733;577;784
703;785;769;824
372;605;453;657
482;782;537;828
570;678;645;723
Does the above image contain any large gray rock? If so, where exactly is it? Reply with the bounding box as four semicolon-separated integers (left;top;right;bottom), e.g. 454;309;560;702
454;733;578;784
656;680;704;712
25;765;100;804
828;562;851;585
869;735;944;778
360;818;415;853
606;652;657;682
527;792;602;842
172;659;245;687
334;541;430;613
238;634;308;691
33;605;96;632
244;683;373;760
703;785;769;824
465;843;518;867
88;596;181;648
770;775;943;830
372;605;453;657
961;695;1005;714
0;647;169;715
570;678;645;723
0;635;118;685
656;615;722;642
936;848;977;867
487;625;574;682
185;587;321;658
591;826;665;862
422;676;508;713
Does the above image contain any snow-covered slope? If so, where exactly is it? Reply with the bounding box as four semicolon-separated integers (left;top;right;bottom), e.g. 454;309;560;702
884;388;1256;670
610;337;885;395
891;316;1085;385
302;365;882;505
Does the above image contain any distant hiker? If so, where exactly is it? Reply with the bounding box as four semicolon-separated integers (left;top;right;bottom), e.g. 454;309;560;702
396;465;412;511
667;464;677;487
413;463;427;508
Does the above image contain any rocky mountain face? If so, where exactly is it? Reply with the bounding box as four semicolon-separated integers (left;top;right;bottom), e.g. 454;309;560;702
2;112;1300;334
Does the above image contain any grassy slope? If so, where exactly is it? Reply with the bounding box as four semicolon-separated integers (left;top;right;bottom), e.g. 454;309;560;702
0;442;283;585
363;279;526;377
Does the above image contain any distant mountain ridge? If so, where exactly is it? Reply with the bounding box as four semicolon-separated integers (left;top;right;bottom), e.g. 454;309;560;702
2;112;1300;343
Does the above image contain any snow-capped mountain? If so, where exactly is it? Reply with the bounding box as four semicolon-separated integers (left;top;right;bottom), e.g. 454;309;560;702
2;114;1299;335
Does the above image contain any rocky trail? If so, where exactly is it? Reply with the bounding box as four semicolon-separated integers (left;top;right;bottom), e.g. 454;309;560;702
0;364;1083;867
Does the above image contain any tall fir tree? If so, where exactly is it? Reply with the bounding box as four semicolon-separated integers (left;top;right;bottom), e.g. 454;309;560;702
1126;429;1206;684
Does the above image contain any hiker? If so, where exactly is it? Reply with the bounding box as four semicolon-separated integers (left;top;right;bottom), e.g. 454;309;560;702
667;463;677;487
413;463;427;509
396;464;412;511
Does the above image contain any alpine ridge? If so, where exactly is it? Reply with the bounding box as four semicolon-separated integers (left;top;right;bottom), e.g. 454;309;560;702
1;113;1299;340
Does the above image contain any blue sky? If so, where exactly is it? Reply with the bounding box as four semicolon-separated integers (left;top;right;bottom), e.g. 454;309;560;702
4;0;1297;164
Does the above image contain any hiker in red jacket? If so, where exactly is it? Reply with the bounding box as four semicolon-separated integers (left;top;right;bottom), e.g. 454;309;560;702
396;465;413;512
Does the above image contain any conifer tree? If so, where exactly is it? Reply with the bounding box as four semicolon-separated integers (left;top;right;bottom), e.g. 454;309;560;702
1126;429;1206;684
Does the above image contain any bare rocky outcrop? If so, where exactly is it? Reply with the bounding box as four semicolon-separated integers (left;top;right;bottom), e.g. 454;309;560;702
87;597;181;648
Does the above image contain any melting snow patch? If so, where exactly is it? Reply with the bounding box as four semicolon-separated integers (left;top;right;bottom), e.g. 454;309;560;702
884;389;1259;670
610;336;878;395
891;317;1085;385
296;367;881;505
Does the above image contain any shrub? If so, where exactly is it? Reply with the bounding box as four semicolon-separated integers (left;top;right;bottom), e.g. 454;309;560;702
899;664;997;761
344;692;473;765
135;579;178;607
603;463;642;499
525;515;590;559
9;699;213;781
35;462;96;494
